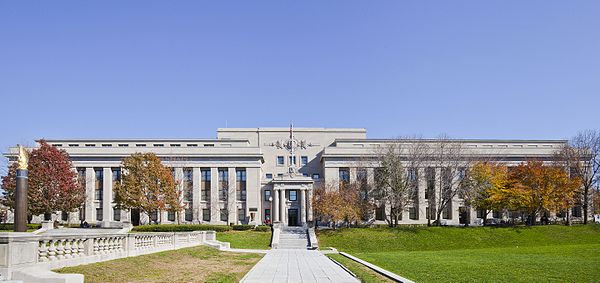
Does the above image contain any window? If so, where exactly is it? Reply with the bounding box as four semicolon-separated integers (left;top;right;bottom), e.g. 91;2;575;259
493;210;501;218
102;144;112;147
185;208;193;222
62;211;68;221
277;173;283;177
150;211;158;223
113;208;121;221
220;209;228;222
201;169;211;202
94;168;103;201
168;211;176;221
203;209;210;221
69;144;79;147
339;168;350;185
408;168;417;182
425;167;435;200
236;169;247;201
204;144;214;147
312;173;320;180
112;168;121;193
265;209;271;221
264;190;271;200
301;156;308;166
153;144;164;147
96;208;103;221
219;169;228;201
85;144;96;147
572;206;583;217
170;144;181;147
277;156;284;166
266;173;273;179
409;207;417;220
477;209;485;219
289;156;297;165
187;144;198;147
238;209;245;222
289;190;297;201
443;205;452;219
135;144;146;147
118;144;129;147
53;144;63;147
183;168;193;202
77;168;86;186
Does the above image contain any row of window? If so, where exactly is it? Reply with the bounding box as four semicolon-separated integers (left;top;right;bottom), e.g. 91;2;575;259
55;143;218;148
263;189;299;201
264;173;320;180
276;155;309;166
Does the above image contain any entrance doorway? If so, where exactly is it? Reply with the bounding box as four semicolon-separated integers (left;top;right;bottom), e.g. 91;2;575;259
288;209;298;226
131;209;140;226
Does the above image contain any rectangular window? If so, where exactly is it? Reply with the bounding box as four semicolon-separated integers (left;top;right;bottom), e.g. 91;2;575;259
264;190;271;200
425;167;435;200
265;209;271;221
277;156;284;166
301;156;308;166
201;169;211;202
111;168;121;186
62;211;68;221
408;168;418;182
289;156;297;165
185;208;193;222
339;168;350;185
409;207;417;220
168;211;176;222
238;209;245;222
77;168;86;187
220;209;228;222
183;168;193;202
493;210;501;218
236;169;247;201
202;209;210;221
266;173;273;179
96;208;103;221
572;206;583;217
477;209;485;219
289;190;297;201
219;169;228;201
150;211;158;223
94;168;103;201
113;208;121;221
277;173;283;177
312;173;320;180
443;205;452;219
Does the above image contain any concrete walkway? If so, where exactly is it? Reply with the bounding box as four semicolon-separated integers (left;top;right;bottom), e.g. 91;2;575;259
240;249;359;283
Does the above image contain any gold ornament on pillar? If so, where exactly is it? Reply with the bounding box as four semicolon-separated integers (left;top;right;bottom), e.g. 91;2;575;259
17;145;29;170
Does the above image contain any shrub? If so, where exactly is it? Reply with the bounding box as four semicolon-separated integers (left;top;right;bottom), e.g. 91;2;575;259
254;225;271;232
0;223;41;230
232;224;253;231
131;224;231;233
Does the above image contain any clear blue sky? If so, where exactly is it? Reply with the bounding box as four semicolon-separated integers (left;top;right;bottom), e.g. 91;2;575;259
1;1;599;173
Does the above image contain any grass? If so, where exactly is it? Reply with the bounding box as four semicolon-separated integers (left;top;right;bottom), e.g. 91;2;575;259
327;253;393;283
318;225;600;282
55;245;263;283
216;230;271;249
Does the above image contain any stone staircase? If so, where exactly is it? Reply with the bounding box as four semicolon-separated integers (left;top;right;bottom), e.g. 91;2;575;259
277;226;309;249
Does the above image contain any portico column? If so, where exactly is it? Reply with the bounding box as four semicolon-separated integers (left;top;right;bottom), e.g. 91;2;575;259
102;167;113;224
307;189;313;222
273;188;279;222
300;189;307;225
280;189;286;225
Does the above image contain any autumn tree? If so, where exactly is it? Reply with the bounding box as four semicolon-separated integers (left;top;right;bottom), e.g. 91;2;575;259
371;140;429;227
555;130;600;224
1;140;85;220
313;182;363;228
113;153;183;224
462;162;510;224
494;161;580;226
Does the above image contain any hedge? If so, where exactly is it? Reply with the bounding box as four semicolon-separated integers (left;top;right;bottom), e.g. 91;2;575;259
0;223;42;230
131;224;232;233
232;224;253;231
254;225;271;232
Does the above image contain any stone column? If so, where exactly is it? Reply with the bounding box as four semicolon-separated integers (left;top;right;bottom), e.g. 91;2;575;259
418;168;427;222
228;168;237;224
300;188;307;225
273;187;279;222
85;168;95;223
210;168;219;223
175;168;184;223
192;168;201;223
307;188;314;222
102;168;113;224
280;189;286;225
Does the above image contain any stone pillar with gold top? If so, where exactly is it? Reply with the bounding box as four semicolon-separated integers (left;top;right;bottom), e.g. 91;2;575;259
14;145;29;232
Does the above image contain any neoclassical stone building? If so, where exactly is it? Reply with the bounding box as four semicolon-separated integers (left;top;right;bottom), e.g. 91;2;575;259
4;127;573;227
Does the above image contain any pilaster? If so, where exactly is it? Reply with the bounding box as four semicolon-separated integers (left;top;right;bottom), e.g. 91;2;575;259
210;168;219;222
102;167;113;223
228;167;237;224
192;168;201;223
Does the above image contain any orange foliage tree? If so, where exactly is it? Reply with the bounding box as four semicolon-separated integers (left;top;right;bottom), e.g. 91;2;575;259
462;162;510;224
313;182;364;228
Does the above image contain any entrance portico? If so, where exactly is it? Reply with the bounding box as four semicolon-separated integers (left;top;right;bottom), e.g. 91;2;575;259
272;176;313;227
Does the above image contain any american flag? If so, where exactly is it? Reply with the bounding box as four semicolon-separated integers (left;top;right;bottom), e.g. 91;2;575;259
289;123;293;139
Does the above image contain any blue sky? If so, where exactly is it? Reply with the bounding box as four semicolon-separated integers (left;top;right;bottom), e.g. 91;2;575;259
1;1;599;173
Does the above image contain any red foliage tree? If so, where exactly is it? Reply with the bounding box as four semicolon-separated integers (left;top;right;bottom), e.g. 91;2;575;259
1;140;85;220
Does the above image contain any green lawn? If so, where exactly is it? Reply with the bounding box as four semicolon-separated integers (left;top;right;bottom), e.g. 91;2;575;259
56;245;263;283
318;225;600;282
216;230;272;249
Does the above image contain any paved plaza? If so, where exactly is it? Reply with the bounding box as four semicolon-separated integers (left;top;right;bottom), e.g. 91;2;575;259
241;249;359;283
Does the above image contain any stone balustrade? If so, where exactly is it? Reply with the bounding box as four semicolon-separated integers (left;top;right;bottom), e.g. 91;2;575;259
0;230;216;281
